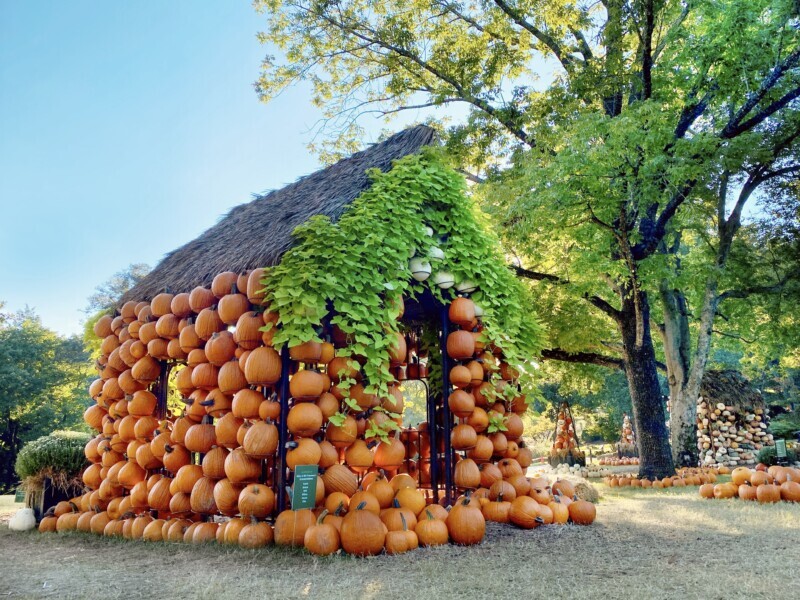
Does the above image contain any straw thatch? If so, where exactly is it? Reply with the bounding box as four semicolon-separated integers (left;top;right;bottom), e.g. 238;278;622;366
120;125;437;304
700;370;765;412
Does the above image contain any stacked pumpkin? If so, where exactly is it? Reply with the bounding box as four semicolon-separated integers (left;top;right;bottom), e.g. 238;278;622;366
41;274;597;551
548;402;585;466
444;298;535;489
616;414;636;458
699;465;800;503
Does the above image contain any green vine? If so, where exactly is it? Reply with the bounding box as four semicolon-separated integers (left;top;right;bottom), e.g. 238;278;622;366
261;149;545;413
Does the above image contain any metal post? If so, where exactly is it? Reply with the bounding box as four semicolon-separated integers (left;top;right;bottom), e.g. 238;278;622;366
426;377;439;503
155;362;171;420
276;347;292;513
440;304;454;505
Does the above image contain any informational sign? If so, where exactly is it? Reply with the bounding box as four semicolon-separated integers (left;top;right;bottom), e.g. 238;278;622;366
291;465;318;510
14;488;25;503
775;438;787;459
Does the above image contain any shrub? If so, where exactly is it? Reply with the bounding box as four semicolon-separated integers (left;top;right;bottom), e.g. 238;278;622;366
769;412;800;440
14;430;91;481
756;444;798;466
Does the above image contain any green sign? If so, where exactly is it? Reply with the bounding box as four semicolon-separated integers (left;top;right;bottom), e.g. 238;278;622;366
775;439;787;459
14;488;25;503
291;465;318;510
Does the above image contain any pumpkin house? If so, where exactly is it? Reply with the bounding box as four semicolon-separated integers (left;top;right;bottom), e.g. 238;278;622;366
66;126;579;550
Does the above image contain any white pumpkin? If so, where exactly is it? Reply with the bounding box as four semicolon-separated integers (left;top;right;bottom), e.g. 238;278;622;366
409;258;432;281
9;508;36;531
432;271;454;289
427;246;445;261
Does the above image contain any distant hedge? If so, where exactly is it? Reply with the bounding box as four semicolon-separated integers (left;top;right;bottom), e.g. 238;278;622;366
14;430;91;481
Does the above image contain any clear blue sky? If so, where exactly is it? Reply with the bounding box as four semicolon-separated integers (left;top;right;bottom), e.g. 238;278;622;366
0;1;421;337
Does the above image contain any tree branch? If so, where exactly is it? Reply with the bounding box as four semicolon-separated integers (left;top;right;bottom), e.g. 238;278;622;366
718;270;799;303
512;265;623;321
540;348;625;370
631;180;697;260
720;47;800;139
491;0;573;72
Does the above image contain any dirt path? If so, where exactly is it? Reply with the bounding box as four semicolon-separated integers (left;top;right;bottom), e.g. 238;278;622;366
1;488;798;600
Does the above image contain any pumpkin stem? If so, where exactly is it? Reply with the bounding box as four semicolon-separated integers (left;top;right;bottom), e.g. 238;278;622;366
356;501;368;511
425;509;434;520
400;512;408;532
334;501;345;516
316;510;329;525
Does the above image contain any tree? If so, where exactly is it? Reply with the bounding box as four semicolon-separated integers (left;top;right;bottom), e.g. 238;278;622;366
0;308;91;491
85;263;150;314
255;0;799;477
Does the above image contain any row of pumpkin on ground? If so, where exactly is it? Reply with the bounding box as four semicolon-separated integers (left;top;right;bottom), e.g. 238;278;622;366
699;465;800;502
39;472;596;555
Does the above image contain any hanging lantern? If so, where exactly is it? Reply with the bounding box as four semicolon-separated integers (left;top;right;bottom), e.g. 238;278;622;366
455;279;478;294
433;271;455;289
409;258;432;281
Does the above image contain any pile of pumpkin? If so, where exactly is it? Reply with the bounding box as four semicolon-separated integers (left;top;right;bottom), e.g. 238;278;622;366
605;467;720;489
548;403;585;465
699;465;800;503
38;273;595;556
38;473;596;554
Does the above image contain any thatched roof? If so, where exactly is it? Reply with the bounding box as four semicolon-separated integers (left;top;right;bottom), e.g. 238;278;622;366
700;370;765;412
120;125;437;304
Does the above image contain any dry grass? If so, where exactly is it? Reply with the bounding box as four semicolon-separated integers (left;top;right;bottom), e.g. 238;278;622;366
1;489;798;600
0;495;24;526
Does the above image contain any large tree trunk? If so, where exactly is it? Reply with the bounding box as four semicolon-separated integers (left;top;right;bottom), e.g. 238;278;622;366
619;287;675;479
660;279;721;467
660;284;695;466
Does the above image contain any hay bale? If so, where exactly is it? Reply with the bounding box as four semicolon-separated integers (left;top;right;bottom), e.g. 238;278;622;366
574;482;600;503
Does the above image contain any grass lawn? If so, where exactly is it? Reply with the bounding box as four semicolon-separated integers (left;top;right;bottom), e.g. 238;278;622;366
0;487;798;600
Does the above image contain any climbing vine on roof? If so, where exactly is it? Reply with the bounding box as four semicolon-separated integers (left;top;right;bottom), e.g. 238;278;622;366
261;148;544;399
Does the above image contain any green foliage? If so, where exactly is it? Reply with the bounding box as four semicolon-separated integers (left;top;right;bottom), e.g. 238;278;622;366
756;444;798;466
769;412;800;441
254;0;800;464
540;371;639;444
84;263;150;314
261;151;544;438
0;308;92;491
14;430;91;481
